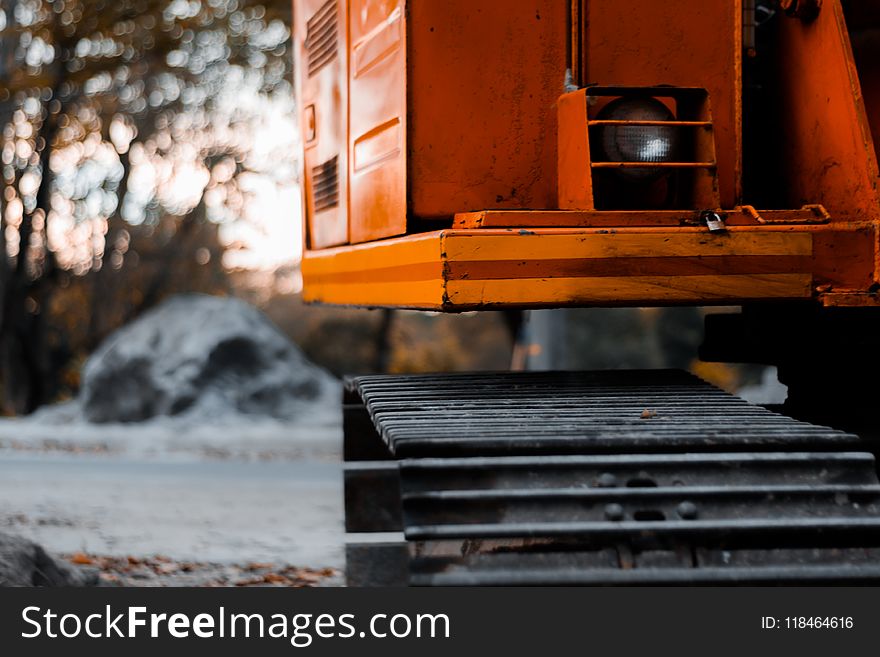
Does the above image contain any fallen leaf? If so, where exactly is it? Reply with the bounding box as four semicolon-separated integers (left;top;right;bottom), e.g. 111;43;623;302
246;562;274;571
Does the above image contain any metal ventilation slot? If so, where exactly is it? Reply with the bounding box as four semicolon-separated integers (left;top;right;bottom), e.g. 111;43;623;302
305;0;338;77
312;156;339;212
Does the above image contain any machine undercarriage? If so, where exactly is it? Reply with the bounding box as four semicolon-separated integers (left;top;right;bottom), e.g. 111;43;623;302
343;369;880;586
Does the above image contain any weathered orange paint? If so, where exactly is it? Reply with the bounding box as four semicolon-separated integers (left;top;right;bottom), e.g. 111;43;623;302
301;231;445;308
347;0;407;243
581;0;743;208
301;224;876;310
770;0;880;222
454;207;831;229
844;2;880;157
811;223;878;291
406;0;567;219
557;89;593;211
296;0;880;311
295;0;348;248
820;293;880;307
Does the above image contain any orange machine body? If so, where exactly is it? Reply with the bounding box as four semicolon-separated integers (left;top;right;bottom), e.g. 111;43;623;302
294;0;880;310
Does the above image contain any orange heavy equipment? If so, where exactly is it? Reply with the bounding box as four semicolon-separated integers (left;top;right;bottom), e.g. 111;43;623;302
294;1;880;586
295;0;880;311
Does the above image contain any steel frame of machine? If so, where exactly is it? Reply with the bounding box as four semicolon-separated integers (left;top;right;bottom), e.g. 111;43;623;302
302;220;877;310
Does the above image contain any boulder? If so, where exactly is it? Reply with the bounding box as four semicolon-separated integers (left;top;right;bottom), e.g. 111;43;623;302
0;533;96;586
80;294;336;423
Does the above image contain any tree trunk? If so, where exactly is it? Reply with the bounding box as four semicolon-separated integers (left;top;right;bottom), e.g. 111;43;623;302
0;112;58;415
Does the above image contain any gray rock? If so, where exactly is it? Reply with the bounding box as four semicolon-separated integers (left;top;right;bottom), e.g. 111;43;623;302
80;294;337;423
0;533;96;587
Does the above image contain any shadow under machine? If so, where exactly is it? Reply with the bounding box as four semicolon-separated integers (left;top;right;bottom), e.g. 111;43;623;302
294;0;880;585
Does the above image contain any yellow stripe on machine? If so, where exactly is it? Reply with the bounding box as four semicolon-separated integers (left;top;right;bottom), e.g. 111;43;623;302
301;227;819;310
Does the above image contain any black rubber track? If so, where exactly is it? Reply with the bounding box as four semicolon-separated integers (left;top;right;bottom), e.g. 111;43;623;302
343;370;880;585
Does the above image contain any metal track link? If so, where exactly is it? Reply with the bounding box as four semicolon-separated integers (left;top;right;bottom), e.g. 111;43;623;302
342;370;880;585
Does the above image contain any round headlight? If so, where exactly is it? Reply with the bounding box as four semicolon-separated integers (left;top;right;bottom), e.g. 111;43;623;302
597;97;679;181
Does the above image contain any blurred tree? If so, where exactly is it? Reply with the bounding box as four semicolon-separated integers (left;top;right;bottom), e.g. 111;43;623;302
0;0;295;413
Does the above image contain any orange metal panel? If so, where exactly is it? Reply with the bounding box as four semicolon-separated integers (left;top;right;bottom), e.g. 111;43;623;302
841;2;880;160
296;0;349;248
445;257;814;279
301;232;444;307
771;0;880;221
812;223;878;290
582;0;742;209
442;229;813;261
301;224;877;310
445;274;812;307
406;0;568;217
454;207;830;229
300;230;441;275
347;0;408;243
557;89;594;211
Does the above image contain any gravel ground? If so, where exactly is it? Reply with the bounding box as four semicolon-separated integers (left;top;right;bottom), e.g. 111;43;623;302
0;410;345;587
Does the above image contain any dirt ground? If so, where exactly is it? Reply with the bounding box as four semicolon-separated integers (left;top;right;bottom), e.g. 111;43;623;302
63;553;340;587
